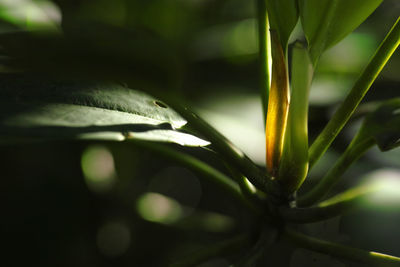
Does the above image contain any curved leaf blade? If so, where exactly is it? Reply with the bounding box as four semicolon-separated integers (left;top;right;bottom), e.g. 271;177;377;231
0;76;209;147
265;31;290;177
299;0;383;64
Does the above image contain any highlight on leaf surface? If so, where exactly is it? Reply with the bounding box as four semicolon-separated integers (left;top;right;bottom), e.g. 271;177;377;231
0;75;210;147
265;31;290;177
298;0;383;65
278;42;313;195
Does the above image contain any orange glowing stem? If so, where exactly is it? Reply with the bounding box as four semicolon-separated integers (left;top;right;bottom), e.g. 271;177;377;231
265;31;290;177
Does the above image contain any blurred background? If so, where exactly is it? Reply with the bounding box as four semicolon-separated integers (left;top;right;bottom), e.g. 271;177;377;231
0;0;399;266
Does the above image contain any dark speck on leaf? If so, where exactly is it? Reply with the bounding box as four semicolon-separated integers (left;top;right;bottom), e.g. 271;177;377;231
154;100;168;108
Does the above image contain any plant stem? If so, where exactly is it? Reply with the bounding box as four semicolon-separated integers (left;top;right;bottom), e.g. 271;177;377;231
278;41;313;194
308;16;400;169
130;140;263;215
234;226;278;267
170;103;279;196
280;183;375;223
257;0;270;123
226;164;266;208
284;227;400;266
170;233;252;267
298;136;375;207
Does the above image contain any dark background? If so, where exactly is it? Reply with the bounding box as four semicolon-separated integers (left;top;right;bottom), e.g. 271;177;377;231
0;0;399;266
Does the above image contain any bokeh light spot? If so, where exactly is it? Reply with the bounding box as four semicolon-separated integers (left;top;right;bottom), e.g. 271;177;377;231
136;192;183;224
199;212;235;233
149;167;202;213
224;18;257;56
81;145;116;193
362;169;400;209
0;0;61;30
96;221;131;258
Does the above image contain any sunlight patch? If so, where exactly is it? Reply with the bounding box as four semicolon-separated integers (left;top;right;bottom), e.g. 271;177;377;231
0;0;61;30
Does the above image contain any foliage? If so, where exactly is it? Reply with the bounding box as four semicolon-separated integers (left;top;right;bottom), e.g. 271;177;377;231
0;0;399;266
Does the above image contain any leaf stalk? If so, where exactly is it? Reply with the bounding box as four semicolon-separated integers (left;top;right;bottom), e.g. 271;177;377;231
308;16;400;169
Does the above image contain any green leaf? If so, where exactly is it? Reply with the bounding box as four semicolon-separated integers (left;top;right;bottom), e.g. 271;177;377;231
265;31;290;177
0;75;209;147
359;98;400;151
278;42;313;194
299;0;383;64
265;0;299;49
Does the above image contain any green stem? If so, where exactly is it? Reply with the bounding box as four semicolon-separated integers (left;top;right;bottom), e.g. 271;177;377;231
298;136;375;207
170;233;252;267
308;16;400;169
257;0;270;123
278;41;313;194
130;140;262;215
284;227;400;266
234;226;278;267
280;183;375;223
226;164;267;208
233;245;265;267
170;103;278;196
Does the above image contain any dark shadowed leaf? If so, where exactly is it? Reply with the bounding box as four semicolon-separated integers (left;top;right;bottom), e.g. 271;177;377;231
298;0;382;64
359;98;400;151
0;75;209;147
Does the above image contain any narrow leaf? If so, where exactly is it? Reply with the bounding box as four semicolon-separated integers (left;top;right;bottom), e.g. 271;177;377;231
278;42;313;194
265;31;290;177
257;0;271;122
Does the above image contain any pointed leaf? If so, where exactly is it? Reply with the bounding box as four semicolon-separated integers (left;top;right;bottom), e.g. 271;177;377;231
0;75;209;147
265;31;290;177
299;0;383;64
